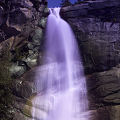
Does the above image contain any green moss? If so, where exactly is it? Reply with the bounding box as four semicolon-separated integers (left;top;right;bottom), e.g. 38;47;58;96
32;28;43;45
0;47;14;120
61;0;72;7
0;48;12;85
44;7;49;14
38;17;47;28
74;0;90;4
0;86;14;120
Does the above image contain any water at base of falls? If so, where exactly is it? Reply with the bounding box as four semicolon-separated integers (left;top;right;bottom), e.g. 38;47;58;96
31;8;90;120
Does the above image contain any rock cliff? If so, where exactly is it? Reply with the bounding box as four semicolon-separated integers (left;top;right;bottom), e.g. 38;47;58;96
61;1;120;120
61;0;120;74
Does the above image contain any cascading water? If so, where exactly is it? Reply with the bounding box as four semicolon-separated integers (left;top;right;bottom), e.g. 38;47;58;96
32;8;90;120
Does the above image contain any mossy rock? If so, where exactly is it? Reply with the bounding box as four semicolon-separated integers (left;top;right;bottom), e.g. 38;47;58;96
0;62;12;85
9;62;27;77
38;17;47;28
44;8;49;14
0;85;14;120
32;28;43;45
23;94;37;118
0;48;12;85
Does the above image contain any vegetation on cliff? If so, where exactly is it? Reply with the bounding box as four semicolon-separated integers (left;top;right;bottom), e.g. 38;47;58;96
61;0;72;7
0;46;14;120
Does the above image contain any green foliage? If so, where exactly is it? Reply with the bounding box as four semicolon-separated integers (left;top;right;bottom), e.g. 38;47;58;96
0;86;14;120
61;0;72;7
0;47;14;120
74;0;90;4
0;47;12;85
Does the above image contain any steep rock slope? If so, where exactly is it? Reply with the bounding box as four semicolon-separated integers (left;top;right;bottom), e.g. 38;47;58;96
61;0;120;74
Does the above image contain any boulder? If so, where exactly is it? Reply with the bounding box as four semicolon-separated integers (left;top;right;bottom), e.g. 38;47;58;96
9;62;27;77
87;65;120;105
38;17;47;28
97;105;120;120
22;50;38;68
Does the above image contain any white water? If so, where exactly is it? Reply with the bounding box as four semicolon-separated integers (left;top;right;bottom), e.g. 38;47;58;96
32;8;90;120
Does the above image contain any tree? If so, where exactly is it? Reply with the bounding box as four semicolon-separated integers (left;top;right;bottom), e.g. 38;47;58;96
61;0;72;7
75;0;92;4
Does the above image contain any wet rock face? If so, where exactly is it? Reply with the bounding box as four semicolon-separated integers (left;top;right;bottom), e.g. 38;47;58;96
61;0;120;74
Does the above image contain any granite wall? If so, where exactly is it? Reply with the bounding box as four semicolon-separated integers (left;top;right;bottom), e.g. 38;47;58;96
61;1;120;120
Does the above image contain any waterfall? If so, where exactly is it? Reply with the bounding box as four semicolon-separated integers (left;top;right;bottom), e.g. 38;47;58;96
32;8;90;120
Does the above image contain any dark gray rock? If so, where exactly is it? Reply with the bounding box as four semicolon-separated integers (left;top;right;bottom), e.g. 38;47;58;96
61;0;120;74
9;9;27;25
13;80;32;99
61;0;120;22
91;105;120;120
87;65;120;105
0;0;48;42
